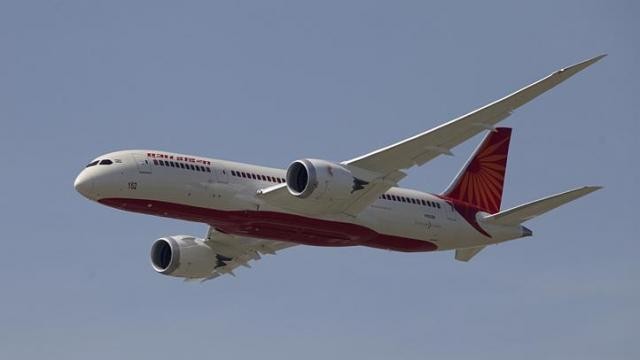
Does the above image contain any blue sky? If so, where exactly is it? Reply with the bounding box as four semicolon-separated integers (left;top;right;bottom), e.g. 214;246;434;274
1;1;638;359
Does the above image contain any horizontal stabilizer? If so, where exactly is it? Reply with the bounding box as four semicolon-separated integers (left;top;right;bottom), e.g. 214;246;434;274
483;186;602;225
455;246;486;262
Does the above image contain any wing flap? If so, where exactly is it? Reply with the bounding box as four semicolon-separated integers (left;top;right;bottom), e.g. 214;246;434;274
201;227;298;281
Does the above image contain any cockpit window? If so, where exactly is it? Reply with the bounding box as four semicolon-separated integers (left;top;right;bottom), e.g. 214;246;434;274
86;160;99;167
99;159;113;165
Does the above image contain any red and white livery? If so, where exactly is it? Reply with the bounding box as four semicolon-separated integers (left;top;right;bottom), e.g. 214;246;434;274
74;55;605;281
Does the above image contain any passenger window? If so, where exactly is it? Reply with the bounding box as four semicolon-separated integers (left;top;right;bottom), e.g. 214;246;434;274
159;160;165;166
153;159;159;165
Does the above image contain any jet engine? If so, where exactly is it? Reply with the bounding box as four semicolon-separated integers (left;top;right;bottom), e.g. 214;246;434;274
286;159;365;200
150;235;216;279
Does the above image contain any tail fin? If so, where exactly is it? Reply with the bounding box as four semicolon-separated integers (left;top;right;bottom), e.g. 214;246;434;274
442;127;512;214
482;186;602;225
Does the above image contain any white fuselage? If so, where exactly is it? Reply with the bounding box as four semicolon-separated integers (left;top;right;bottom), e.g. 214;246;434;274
74;150;526;252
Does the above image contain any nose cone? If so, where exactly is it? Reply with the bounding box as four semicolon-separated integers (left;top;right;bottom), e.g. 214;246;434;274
74;171;95;199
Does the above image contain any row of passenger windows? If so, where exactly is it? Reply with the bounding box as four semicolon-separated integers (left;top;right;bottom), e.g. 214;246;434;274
231;170;285;184
153;159;211;173
380;193;442;208
86;159;113;167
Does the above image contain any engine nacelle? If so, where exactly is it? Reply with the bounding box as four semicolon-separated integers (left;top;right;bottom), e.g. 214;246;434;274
286;159;363;200
150;235;216;279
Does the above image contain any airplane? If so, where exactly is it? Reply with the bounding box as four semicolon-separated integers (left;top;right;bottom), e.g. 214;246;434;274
74;55;605;282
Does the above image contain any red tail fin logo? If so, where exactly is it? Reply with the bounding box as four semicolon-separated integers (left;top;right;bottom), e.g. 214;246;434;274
443;127;511;214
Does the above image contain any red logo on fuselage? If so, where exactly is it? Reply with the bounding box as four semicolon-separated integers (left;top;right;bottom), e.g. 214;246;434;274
146;152;211;165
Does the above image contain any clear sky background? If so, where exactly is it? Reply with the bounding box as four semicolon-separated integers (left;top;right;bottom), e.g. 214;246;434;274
1;1;638;359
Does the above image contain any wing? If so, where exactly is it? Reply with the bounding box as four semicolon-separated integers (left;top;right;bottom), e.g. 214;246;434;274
343;55;606;174
199;227;298;282
258;55;605;216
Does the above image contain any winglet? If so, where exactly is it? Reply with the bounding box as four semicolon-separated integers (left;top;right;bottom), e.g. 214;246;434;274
556;54;607;76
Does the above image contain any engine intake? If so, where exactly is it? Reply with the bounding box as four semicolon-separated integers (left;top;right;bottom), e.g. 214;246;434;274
286;160;317;198
285;159;360;201
150;235;217;279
